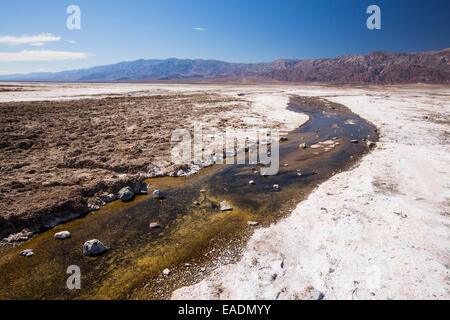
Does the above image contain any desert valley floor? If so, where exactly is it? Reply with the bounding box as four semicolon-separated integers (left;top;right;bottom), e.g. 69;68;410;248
0;82;448;300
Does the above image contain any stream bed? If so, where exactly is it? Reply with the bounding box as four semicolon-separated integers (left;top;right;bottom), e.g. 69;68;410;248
0;96;378;299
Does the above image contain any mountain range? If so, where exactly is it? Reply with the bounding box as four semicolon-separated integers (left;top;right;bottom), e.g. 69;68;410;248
1;48;449;84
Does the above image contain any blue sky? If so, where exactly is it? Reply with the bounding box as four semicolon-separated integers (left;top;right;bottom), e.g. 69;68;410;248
0;0;449;74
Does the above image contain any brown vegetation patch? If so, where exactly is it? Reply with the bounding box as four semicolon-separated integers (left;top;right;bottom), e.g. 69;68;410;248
0;93;246;238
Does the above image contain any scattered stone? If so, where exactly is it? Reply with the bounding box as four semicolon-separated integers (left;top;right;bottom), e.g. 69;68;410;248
149;222;161;228
162;268;171;276
283;163;289;167
200;189;207;193
299;143;307;149
247;221;259;226
345;119;356;125
220;201;233;211
20;249;34;257
367;141;376;148
200;267;206;272
82;239;108;256
310;144;322;149
350;139;359;144
249;180;255;185
319;140;335;146
297;172;302;177
118;186;135;202
185;263;191;267
152;189;165;199
329;268;335;273
3;229;33;243
193;201;201;206
271;273;278;281
280;137;288;142
273;184;280;191
54;231;71;240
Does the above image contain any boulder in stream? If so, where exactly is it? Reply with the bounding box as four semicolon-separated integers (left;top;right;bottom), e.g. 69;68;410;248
82;239;108;256
152;190;166;200
118;187;135;202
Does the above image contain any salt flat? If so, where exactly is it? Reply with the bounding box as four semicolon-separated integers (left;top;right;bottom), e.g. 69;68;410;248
1;82;448;299
172;85;450;300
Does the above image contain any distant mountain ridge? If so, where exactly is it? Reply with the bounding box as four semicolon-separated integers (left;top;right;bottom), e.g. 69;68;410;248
1;48;449;84
264;48;450;84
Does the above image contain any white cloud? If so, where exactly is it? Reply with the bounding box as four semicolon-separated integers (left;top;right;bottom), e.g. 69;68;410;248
0;33;61;46
66;40;77;44
192;27;206;31
0;50;90;62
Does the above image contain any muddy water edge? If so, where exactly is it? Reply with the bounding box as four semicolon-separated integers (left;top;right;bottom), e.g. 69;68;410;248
0;96;378;299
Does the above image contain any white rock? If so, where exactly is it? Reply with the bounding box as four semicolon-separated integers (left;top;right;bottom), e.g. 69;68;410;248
220;201;233;211
20;249;34;257
54;231;71;240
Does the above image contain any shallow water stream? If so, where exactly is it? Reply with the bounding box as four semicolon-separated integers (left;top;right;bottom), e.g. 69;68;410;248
0;96;377;299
